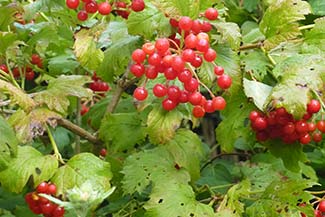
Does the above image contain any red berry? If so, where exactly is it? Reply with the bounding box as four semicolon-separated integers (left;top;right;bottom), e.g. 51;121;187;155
307;99;321;114
185;34;198;49
81;104;89;116
25;70;35;81
155;38;169;53
313;132;322;142
181;49;196;63
167;85;181;101
163;67;178;80
201;21;212;32
214;66;224;75
204;100;215;113
162;98;177;111
184;78;199;92
188;92;203;105
171;56;185;72
142;42;155;55
31;54;41;65
299;133;311;144
130;63;145;77
308;122;317;132
169;18;178;27
178;69;192;83
98;2;112;15
100;148;107;157
132;49;146;63
178;16;193;31
318;200;325;212
133;87;148;101
295;120;309;134
179;91;189;103
131;0;145;12
40;202;56;215
145;65;158;79
0;64;9;73
148;53;162;66
249;111;260;122
191;20;202;34
196;39;209;52
253;117;268;131
77;10;88;21
212;96;226;110
317;120;325;133
52;206;65;217
283;122;295;135
204;8;218;20
203;48;217;62
314;209;322;217
85;1;98;13
192;105;205;118
217;74;232;89
37;182;49;193
66;0;79;9
153;84;167;98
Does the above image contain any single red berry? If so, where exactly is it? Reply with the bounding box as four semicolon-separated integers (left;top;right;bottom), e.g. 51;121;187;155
0;64;9;73
47;183;57;195
313;132;322;142
295;120;309;134
162;98;177;111
155;38;169;53
100;148;107;157
36;182;49;194
249;111;260;122
148;53;162;66
308;122;317;132
178;16;193;31
81;104;89;116
201;21;212;32
167;85;181;101
214;66;224;75
77;10;88;21
179;91;189;103
307;99;321;114
66;0;79;9
133;87;148;101
98;2;112;15
204;8;219;20
217;74;232;89
188;92;203;105
52;206;65;217
317;120;325;133
181;49;196;63
142;42;155;55
130;63;145;77
171;56;185;72
192;106;205;118
204;48;217;62
40;202;56;215
299;133;311;144
184;34;198;49
145;65;158;79
169;18;179;28
25;70;35;81
191;20;202;34
319;200;325;212
178;69;192;83
253;117;268;131
196;39;209;52
212;96;226;111
131;0;145;12
190;55;203;68
204;100;215;113
283;122;295;135
132;49;146;63
31;54;41;65
85;1;98;13
184;78;199;92
153;84;167;98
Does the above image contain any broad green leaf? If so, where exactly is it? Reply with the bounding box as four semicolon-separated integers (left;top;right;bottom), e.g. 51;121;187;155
51;153;112;195
34;75;92;114
26;24;60;48
144;182;215;217
241;21;265;44
127;2;172;39
267;141;307;172
215;22;241;50
243;0;259;12
121;147;190;195
97;22;141;82
241;50;271;81
147;106;183;144
165;129;204;181
0;146;58;193
0;80;36;112
99;112;147;153
269;41;302;63
309;0;325;15
266;54;325;119
259;0;311;50
216;91;256;152
0;5;17;31
0;32;17;55
243;78;273;111
8;108;61;143
0;116;18;171
47;51;80;75
74;27;104;71
218;179;251;215
303;17;325;53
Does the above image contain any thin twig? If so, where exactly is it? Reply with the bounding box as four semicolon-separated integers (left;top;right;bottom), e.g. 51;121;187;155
239;42;263;51
56;118;102;145
201;152;251;171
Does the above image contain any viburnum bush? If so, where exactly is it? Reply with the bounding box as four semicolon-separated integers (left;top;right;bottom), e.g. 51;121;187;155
0;0;325;217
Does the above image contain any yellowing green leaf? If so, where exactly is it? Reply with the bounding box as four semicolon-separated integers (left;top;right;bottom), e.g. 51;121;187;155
303;17;325;53
215;22;241;50
0;146;58;193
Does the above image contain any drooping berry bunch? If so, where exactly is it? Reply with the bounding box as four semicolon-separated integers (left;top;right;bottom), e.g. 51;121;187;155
249;99;324;144
130;8;232;118
25;182;65;217
65;0;145;21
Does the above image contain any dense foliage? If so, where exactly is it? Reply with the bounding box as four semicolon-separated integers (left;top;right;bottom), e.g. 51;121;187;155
0;0;325;216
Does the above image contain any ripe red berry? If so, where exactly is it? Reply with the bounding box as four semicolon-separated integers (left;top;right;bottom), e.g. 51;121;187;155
162;98;177;111
25;70;35;81
214;66;224;75
40;202;56;215
171;56;185;72
295;120;309;134
188;92;203;105
283;122;295;135
85;1;98;13
145;65;158;79
179;91;189;103
66;0;79;9
81;104;89;116
178;16;193;31
249;111;260;122
167;85;181;101
317;120;325;133
169;18;179;27
178;69;192;83
201;21;212;32
217;74;232;89
142;42;155;55
132;49;146;63
253;117;268;131
133;87;148;101
148;53;162;66
307;99;321;114
131;0;145;12
0;64;9;73
52;206;65;217
313;132;322;142
31;54;41;65
299;133;311;144
98;2;112;15
192;105;205;118
204;8;219;20
130;63;145;77
196;39;210;52
47;184;57;195
185;34;198;49
184;78;199;92
153;84;167;98
100;148;107;157
77;10;88;21
204;100;215;113
318;200;325;212
190;55;203;68
155;38;170;53
181;49;196;63
191;20;202;34
212;96;226;110
164;67;178;80
204;48;217;62
36;182;49;194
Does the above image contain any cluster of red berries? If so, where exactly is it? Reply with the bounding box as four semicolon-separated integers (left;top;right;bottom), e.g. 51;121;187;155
25;182;65;217
314;200;325;217
130;8;232;118
65;0;145;21
0;53;43;81
249;99;324;144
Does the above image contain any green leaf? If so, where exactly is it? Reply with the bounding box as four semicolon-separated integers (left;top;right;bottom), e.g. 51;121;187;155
51;153;112;195
165;129;204;181
147;106;183;144
47;51;80;75
243;0;259;12
0;80;36;112
121;147;190;195
0;116;18;171
99;112;147;153
97;22;141;82
8;108;61;143
73;27;104;71
144;182;215;217
309;0;325;15
269;41;302;63
259;0;311;50
241;21;265;44
0;5;17;31
127;2;171;39
243;78;273;111
197;61;215;87
241;50;271;81
215;22;241;50
0;146;58;193
216;91;256;152
303;17;325;53
266;54;325;118
0;32;17;55
34;75;92;114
